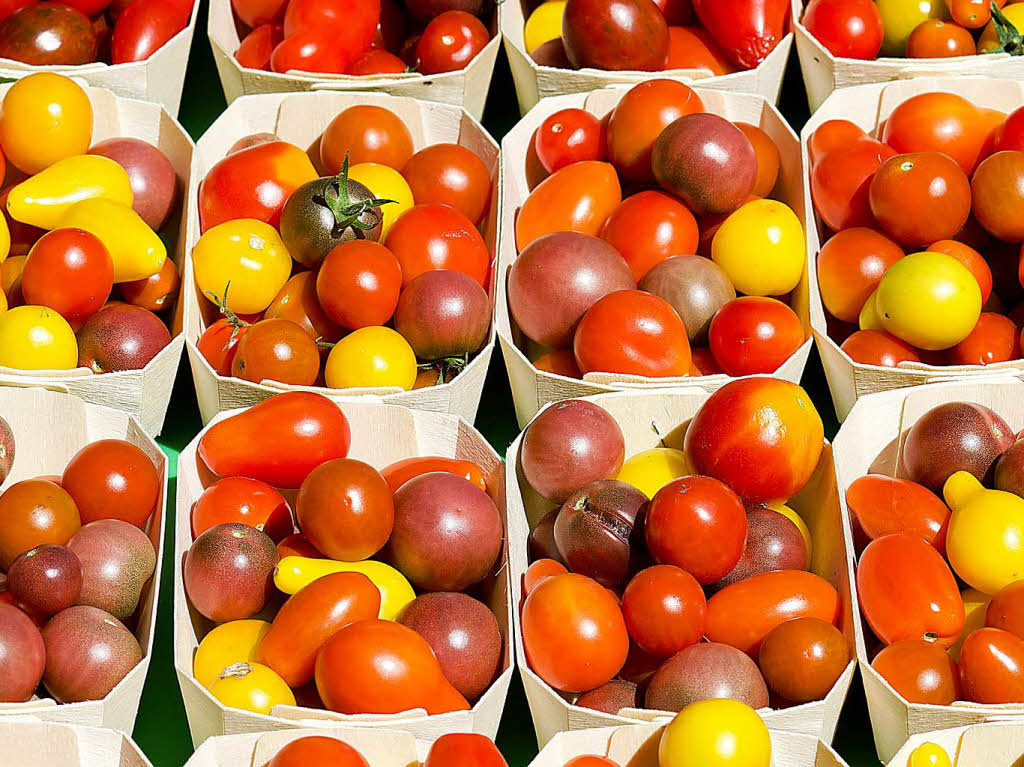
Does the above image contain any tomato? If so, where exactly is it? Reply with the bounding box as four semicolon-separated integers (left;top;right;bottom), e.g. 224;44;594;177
523;0;565;53
416;10;489;74
709;296;804;376
869;153;971;247
264;271;340;345
841;329;921;367
0;73;92;176
563;758;618;767
197;318;248;376
987;580;1024;641
192;619;271;690
665;26;734;73
191;477;291;541
111;0;191;64
616;447;692;499
605;80;704;182
908;744;952;767
621;565;706;657
61;439;159;529
324;326;417;391
534;108;605;175
381;456;487;493
0;0;33;23
959;627;1024;704
846;475;950;553
906;18;975;56
315;619;470;715
574;290;691;378
231;0;287;27
948;313;1020;366
321;105;413;174
316;240;401;331
259;571;380;687
658;699;771;767
978;2;1024;52
817;228;903;323
193;220;292;315
347;162;413;240
948;0;992;27
119;258;181;314
875;0;949;55
270;27;349;73
691;0;789;69
713;199;805;297
802;0;884;59
652;0;693;24
0;305;77;370
198;392;351;489
534;349;582;378
882;93;988;174
734;122;780;198
230;318;320;387
349;48;406;75
277;533;320;560
0;479;80;570
385;203;490;289
994;106;1024;152
267;736;369;767
857;533;964;646
402;143;492;224
972;150;1024;242
871;639;960;704
515;161;621;250
524;558;568;596
424;734;508;767
927;240;992;303
600;191;698;281
521;573;629;692
209;662;295;714
810;139;896;231
807;120;867;166
758;617;849;704
18;229;112;330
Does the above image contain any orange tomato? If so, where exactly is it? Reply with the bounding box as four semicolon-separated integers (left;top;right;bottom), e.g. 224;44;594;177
841;329;922;367
515;162;621;251
665;26;735;74
882;92;989;174
811;139;896;231
927;240;992;303
959;627;1024;704
267;736;369;767
600;191;698;281
736;122;781;197
846;475;950;553
947;313;1020;366
0;479;81;570
906;19;976;56
380;456;487;493
190;476;292;541
808;119;868;166
524;559;569;596
424;734;508;767
817;227;904;323
871;639;960;704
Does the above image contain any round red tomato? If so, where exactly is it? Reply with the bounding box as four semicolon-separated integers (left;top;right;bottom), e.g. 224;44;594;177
111;0;193;64
811;139;896;230
994;106;1024;152
840;330;921;367
947;312;1020;366
402;143;492;224
622;565;706;658
959;627;1024;704
191;476;292;541
906;19;976;57
574;290;692;378
197;318;249;376
415;10;489;74
802;0;884;59
424;734;507;767
514;161;621;250
600;190;698;281
61;439;160;528
20;228;113;329
320;105;414;173
534;108;605;174
316;240;402;330
267;736;369;767
709;296;804;376
384;204;489;287
871;639;960;705
882;92;989;174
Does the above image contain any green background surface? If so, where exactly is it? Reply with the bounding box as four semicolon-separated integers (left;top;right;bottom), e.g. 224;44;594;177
136;8;878;764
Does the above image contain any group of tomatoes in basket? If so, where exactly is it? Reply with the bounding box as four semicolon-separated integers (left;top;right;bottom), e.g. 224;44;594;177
185;392;504;718
510;79;805;381
813;91;1024;368
231;0;492;77
194;102;493;392
262;733;510;767
0;73;178;375
519;378;849;727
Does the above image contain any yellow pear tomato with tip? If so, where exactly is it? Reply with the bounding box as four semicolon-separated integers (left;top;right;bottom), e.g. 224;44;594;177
7;155;133;230
60;198;166;283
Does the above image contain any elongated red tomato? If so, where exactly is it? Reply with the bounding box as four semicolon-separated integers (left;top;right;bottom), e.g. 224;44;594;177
846;475;951;553
380;457;487;493
515;162;621;251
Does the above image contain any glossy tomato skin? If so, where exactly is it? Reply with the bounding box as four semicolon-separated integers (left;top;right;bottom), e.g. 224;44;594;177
803;0;884;59
230;318;319;387
424;734;508;767
198;392;350;489
381;456;487;493
846;475;950;553
995;106;1024;152
841;332;925;367
321;105;413;173
692;0;790;69
0;3;97;65
62;439;160;529
284;0;376;42
882;93;989;174
906;18;975;57
808;119;868;165
515;161;621;250
857;533;964;646
385;203;489;287
232;0;287;27
21;228;113;329
928;239;992;303
264;271;341;344
562;0;669;71
534;108;605;174
665;25;734;73
600;191;698;282
810;139;896;230
270;27;349;73
574;290;691;378
416;10;489;74
871;639;960;705
0;479;80;570
705;570;841;655
111;0;191;64
191;477;291;541
622;564;706;657
948;312;1020;366
197;319;248;376
972;150;1024;242
758;617;849;703
521;572;629;692
709;296;804;376
236;23;283;69
817;227;904;323
402;143;491;224
316;240;402;330
959;627;1024;704
266;736;369;767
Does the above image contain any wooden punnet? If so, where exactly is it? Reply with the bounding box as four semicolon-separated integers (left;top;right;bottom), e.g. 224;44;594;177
0;721;153;767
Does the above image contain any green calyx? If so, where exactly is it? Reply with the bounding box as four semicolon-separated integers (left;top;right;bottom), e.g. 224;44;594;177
323;153;396;233
989;1;1024;55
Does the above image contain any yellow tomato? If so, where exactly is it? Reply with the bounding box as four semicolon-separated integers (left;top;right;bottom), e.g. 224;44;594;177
658;699;771;767
858;288;883;331
208;662;295;714
950;588;990;660
0;73;93;175
0;211;9;265
193;219;292;315
524;1;566;54
8;155;134;230
876;252;981;350
348;162;413;239
616;447;693;499
0;292;6;315
908;743;952;767
711;199;804;297
944;471;1024;595
2;255;25;293
61;199;165;283
193;620;271;690
876;0;949;56
324;326;417;391
274;556;416;620
766;503;812;569
979;3;1024;52
0;305;77;370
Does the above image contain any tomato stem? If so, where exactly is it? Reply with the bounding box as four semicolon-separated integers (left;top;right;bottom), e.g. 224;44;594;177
324;153;396;234
990;0;1024;54
203;281;252;352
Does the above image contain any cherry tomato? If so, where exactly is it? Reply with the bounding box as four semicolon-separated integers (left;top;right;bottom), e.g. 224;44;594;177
191;477;291;541
402;143;491;224
424;734;508;767
197;318;248;376
380;456;487;493
534;108;605;175
846;475;950;553
283;0;376;41
119;258;180;314
927;240;992;303
320;105;414;174
524;558;568;596
111;0;192;64
948;0;992;27
563;758;618;767
665;26;734;73
709;296;804;376
871;639;960;704
986;580;1024;640
605;80;704;183
817;227;904;323
20;229;113;330
652;0;692;24
803;0;884;59
515;161;621;250
735;122;780;198
0;306;78;371
534;348;582;378
0;479;80;570
841;329;922;367
349;48;406;75
808;119;869;166
209;661;294;714
324;326;417;391
959;627;1024;704
230;318;320;387
906;18;975;56
267;736;369;767
521;572;629;692
264;271;341;345
758;617;849;703
882;92;989;174
621;565;706;658
857;533;964;646
810;139;896;231
0;73;92;175
947;312;1020;366
316;240;402;330
658;698;771;767
415;10;489;74
236;24;283;70
994;106;1024;153
574;290;692;378
385;204;489;287
62;439;159;529
600;191;698;282
972;150;1024;242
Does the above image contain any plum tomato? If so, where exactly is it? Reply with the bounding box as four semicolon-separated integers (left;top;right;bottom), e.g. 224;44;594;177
0;479;80;570
523;558;568;596
810;139;896;231
316;240;402;330
947;312;1020;366
111;0;192;64
600;191;698;282
320;105;413;174
534;108;605;175
385;203;489;288
802;0;884;59
882;92;990;175
959;627;1024;704
191;477;292;542
708;296;803;376
871;639;960;704
415;10;489;74
424;734;508;767
21;228;113;329
986;580;1024;640
270;27;349;73
857;533;964;646
621;565;706;658
402;143;491;224
807;119;868;166
267;736;369;767
665;25;734;73
817;227;904;324
236;23;283;70
514;161;621;250
644;476;746;585
846;475;950;553
62;439;160;528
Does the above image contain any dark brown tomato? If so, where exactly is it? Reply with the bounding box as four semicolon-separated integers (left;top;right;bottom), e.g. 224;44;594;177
7;544;82;618
562;0;669;71
183;522;278;622
263;271;342;345
531;37;572;67
712;508;808;590
118;258;180;314
644;641;770;711
67;520;156;620
0;602;44;702
89;138;178;231
639;255;735;345
529;510;562;562
76;304;172;372
758;617;849;703
576;679;640;714
230;318;320;386
0;2;97;65
996;440;1024;499
394;270;490;361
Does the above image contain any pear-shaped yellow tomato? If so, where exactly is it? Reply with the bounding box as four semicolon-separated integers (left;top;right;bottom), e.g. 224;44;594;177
208;662;294;714
193;620;272;689
0;73;93;175
7;156;133;230
348;162;414;240
944;471;1024;595
324;326;417;391
908;742;952;767
858;288;883;331
950;587;990;661
711;199;804;297
274;555;416;620
616;447;693;499
658;699;771;767
766;503;812;569
978;4;1024;52
875;252;981;350
193;219;292;315
876;0;949;56
60;199;165;283
0;305;78;370
524;1;566;54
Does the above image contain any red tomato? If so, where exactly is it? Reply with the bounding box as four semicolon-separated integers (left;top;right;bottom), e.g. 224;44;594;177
705;570;841;655
994;106;1024;152
321;104;414;173
987;580;1024;639
191;477;292;541
315;240;402;330
600;191;698;282
0;1;34;23
415;10;489;74
231;0;287;27
927;240;992;303
817;227;904;323
574;290;692;378
807;119;868;166
61;439;160;528
621;565;706;657
521;573;629;692
197;319;249;376
644;476;747;585
691;0;790;69
959;627;1024;704
514;161;621;250
563;759;619;767
708;296;804;376
236;24;283;70
534;108;605;174
384;204;490;287
665;25;735;73
284;0;378;52
424;734;508;767
380;456;487;493
271;28;350;73
871;639;960;705
20;228;113;329
802;0;884;59
882;92;988;174
267;736;369;767
652;0;693;24
810;139;896;231
348;48;406;75
402;143;492;224
845;474;950;553
856;533;964;647
111;0;192;64
948;312;1020;366
277;533;321;560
